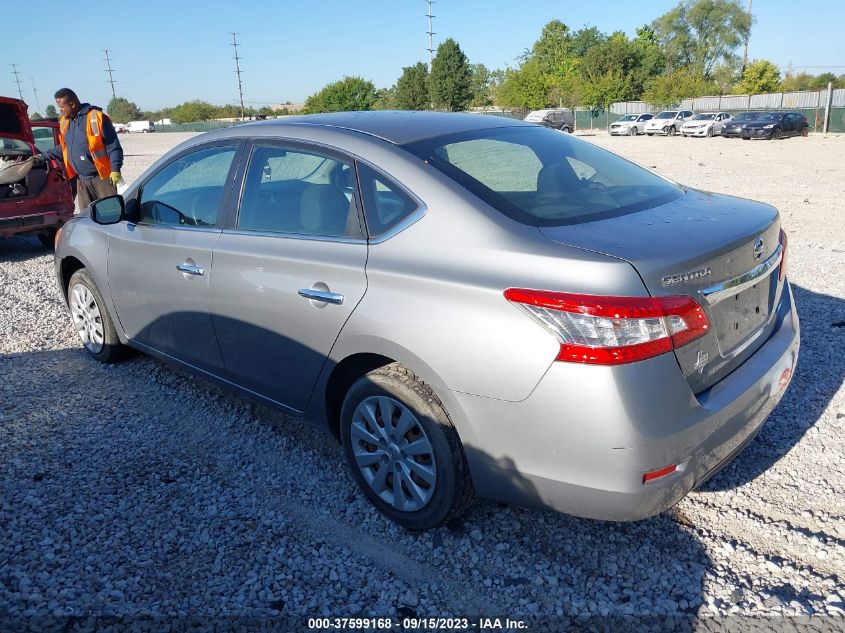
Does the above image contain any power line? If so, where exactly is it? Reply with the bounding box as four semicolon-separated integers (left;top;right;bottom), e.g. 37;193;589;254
10;64;24;101
103;49;117;100
31;77;41;113
426;0;436;68
230;33;245;121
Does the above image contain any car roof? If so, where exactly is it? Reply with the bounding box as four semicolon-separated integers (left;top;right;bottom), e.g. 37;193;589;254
227;110;533;145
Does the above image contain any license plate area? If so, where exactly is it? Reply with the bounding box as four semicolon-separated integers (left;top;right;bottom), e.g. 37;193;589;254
710;277;774;352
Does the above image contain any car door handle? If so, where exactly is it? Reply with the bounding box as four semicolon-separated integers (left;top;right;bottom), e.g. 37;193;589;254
298;289;344;305
176;264;205;276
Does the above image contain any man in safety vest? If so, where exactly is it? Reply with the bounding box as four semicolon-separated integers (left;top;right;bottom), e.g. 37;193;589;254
34;88;123;212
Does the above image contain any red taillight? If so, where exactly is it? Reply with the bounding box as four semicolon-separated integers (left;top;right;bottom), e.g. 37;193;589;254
779;229;788;282
643;464;677;483
504;289;710;365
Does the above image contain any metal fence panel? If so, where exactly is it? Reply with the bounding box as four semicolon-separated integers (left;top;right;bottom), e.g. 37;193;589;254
780;91;822;108
833;89;845;107
692;96;721;110
609;101;652;114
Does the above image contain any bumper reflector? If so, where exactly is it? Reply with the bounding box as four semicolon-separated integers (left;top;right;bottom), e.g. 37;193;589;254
643;464;678;484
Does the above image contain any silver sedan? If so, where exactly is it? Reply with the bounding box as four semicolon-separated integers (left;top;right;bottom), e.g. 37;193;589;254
54;112;799;529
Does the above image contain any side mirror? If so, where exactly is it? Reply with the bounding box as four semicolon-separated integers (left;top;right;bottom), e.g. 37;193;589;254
91;195;125;225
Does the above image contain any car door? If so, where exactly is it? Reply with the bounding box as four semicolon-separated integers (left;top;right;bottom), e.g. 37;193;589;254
107;141;242;372
210;141;368;411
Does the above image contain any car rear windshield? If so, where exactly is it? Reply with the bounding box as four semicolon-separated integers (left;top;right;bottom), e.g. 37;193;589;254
402;126;682;227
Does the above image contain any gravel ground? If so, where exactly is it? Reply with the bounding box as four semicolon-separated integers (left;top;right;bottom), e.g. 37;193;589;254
1;130;843;629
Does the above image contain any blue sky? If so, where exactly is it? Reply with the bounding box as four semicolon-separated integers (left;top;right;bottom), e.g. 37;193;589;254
6;0;844;112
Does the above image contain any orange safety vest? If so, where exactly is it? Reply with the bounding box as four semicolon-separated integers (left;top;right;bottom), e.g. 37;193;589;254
58;110;112;179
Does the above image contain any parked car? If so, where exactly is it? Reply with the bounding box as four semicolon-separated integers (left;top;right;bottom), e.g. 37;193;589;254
55;112;799;529
1;97;75;247
126;120;155;133
523;109;574;133
644;110;694;136
681;112;732;137
113;122;129;134
609;113;654;136
741;112;809;140
721;111;765;138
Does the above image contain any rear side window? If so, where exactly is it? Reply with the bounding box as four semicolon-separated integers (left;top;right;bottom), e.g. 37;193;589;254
237;145;361;238
357;163;419;237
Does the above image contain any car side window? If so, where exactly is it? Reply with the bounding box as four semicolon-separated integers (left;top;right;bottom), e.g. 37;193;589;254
31;126;56;153
138;145;236;227
237;145;362;238
357;163;420;238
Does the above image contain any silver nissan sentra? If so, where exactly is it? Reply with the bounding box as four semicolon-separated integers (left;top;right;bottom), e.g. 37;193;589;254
54;112;799;529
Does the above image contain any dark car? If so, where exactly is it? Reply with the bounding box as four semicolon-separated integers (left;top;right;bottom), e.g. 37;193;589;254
741;112;809;140
0;96;75;247
721;111;764;138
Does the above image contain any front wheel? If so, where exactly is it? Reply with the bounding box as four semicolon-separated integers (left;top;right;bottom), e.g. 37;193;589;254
630;126;638;136
771;128;782;140
646;132;654;136
801;126;809;137
707;127;714;137
667;126;677;136
340;363;473;530
67;269;128;363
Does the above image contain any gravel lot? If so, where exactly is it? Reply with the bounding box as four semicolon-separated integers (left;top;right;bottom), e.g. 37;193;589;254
1;130;843;628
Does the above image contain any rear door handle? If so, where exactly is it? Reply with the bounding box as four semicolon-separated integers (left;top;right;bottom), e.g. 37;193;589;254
298;289;344;305
176;263;204;276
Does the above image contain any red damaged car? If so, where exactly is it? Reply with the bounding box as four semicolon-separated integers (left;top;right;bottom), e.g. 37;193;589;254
1;96;75;247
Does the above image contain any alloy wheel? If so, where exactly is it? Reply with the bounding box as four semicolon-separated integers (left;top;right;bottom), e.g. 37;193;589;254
70;283;105;354
350;396;437;512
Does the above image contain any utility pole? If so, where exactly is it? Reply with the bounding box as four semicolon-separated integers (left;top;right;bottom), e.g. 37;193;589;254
230;33;245;121
426;0;436;68
10;64;24;101
103;50;117;100
741;0;752;74
31;78;41;113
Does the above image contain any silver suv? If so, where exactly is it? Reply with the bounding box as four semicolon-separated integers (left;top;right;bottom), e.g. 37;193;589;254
55;112;799;529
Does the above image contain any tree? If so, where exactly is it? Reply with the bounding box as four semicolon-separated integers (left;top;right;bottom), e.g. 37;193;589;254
394;62;430;110
494;59;550;110
469;63;494;108
430;38;472;111
106;97;143;123
170;100;217;123
302;76;378;113
653;0;753;77
45;105;57;118
372;86;397;110
30;112;43;120
643;68;716;108
526;20;573;74
570;26;607;58
735;60;781;94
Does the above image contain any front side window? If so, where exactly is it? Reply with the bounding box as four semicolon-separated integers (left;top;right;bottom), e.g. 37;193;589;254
403;125;681;227
139;145;236;227
237;145;361;238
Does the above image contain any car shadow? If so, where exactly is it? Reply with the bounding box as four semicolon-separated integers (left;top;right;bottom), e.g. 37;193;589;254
701;284;844;491
0;235;51;262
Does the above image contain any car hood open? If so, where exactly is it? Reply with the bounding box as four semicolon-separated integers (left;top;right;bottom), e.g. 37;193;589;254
0;96;34;144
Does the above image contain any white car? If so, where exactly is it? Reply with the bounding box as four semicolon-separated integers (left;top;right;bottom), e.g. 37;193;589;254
609;113;654;136
644;110;694;136
681;112;732;137
126;120;155;133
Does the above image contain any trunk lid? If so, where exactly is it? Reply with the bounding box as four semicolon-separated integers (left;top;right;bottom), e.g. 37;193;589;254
540;189;784;393
0;97;35;145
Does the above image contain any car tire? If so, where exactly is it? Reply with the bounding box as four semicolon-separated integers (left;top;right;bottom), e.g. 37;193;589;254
772;128;781;140
801;126;809;137
668;126;676;136
646;133;653;136
67;269;128;364
707;127;714;137
37;229;56;250
340;363;473;530
561;126;571;134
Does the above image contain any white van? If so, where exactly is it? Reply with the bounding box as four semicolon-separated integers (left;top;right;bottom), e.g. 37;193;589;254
126;120;155;133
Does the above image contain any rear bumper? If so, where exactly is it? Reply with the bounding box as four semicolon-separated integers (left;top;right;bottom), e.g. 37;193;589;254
0;209;71;237
449;282;800;521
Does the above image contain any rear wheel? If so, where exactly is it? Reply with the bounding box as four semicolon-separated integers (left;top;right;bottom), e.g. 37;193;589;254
67;269;128;363
646;132;653;136
340;363;473;530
